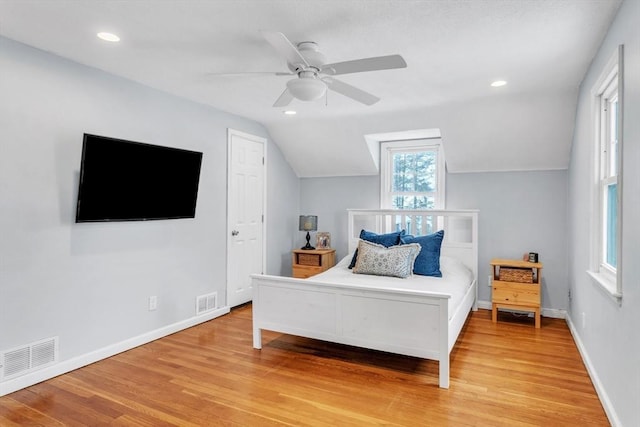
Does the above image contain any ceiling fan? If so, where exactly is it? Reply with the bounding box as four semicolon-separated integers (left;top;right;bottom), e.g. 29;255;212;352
240;31;407;107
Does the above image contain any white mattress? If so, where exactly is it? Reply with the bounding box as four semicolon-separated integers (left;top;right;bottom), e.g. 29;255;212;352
309;254;475;319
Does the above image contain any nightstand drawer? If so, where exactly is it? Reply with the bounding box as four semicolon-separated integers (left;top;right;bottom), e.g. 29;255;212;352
493;281;540;306
292;266;318;278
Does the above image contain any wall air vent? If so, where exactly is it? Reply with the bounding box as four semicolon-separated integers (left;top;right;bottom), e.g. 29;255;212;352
1;337;58;380
196;292;217;315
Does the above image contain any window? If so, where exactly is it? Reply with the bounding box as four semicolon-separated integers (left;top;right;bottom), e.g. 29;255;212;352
588;45;623;301
380;139;445;210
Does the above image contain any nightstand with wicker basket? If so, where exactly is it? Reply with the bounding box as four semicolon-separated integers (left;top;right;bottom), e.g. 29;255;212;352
490;258;543;328
292;249;336;278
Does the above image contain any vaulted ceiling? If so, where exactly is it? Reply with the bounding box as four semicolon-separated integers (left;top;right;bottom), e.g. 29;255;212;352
0;0;622;176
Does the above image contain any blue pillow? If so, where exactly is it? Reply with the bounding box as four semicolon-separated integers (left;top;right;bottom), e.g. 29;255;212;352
348;229;406;269
400;230;445;277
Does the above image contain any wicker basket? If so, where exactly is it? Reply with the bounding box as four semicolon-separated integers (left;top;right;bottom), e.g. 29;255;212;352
297;253;321;266
500;267;533;283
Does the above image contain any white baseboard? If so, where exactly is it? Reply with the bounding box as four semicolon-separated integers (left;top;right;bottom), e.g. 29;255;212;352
476;300;566;319
477;300;492;310
541;307;566;319
0;306;230;397
566;314;620;427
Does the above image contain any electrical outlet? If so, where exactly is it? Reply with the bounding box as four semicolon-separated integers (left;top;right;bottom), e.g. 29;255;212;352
488;274;493;287
149;296;157;311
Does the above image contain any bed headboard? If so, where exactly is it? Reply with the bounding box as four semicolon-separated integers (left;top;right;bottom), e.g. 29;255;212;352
347;209;479;280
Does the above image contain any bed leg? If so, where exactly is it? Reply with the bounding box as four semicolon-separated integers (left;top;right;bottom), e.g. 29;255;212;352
439;356;450;389
438;298;450;388
473;279;479;311
253;327;262;349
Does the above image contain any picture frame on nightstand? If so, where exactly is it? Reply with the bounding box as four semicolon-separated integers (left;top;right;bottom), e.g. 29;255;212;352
316;232;331;249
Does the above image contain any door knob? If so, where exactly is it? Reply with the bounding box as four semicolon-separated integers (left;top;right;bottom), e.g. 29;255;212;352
231;230;240;236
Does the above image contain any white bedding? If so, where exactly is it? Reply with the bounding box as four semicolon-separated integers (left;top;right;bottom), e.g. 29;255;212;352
309;254;475;320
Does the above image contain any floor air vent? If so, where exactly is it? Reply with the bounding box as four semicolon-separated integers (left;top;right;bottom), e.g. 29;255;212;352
1;337;58;380
196;292;217;315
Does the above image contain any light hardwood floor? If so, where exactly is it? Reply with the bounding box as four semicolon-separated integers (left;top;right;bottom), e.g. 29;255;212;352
0;306;609;426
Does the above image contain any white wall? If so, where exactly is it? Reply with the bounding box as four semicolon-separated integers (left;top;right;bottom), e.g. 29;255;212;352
568;0;640;425
0;37;298;393
300;170;569;313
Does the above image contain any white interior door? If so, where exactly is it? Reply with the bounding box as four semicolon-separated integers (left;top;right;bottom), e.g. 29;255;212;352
227;129;265;308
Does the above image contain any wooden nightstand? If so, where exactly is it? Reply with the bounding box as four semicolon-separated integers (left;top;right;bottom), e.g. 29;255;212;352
292;249;336;278
490;258;543;328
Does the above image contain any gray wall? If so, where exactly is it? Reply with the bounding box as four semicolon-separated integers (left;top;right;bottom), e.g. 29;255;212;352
0;37;297;379
447;171;568;310
568;0;640;425
267;142;300;276
300;176;379;262
301;171;569;311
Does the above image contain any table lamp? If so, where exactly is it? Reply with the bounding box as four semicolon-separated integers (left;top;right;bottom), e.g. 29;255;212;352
299;215;317;250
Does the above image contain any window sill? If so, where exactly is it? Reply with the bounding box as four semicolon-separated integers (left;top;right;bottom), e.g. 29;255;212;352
586;270;622;304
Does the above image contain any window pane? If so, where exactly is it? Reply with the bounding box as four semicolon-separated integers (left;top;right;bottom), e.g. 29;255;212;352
606;183;617;268
393;215;435;236
392;195;434;211
609;98;618;176
392;151;437;193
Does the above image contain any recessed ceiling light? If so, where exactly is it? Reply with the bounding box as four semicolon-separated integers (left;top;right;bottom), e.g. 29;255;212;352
283;110;297;115
97;32;120;42
491;80;507;87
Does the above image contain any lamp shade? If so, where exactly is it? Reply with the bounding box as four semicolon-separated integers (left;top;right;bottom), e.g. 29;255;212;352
299;215;318;232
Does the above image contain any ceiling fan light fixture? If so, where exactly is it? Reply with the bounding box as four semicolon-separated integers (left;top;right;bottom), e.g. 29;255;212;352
287;78;327;101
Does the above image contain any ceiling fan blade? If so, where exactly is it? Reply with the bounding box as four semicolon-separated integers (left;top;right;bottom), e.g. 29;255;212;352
260;30;309;69
207;71;293;77
273;88;294;107
323;77;380;105
321;54;407;76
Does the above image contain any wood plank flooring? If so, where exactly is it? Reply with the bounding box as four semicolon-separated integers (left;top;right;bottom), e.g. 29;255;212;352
0;306;609;426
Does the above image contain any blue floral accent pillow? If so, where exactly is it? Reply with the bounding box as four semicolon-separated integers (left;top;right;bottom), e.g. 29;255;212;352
348;229;406;269
400;230;445;277
352;240;421;278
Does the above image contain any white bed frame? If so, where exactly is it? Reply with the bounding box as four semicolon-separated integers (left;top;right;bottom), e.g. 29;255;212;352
251;209;478;388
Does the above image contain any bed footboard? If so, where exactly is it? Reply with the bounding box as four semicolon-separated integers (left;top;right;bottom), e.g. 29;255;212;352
251;274;453;388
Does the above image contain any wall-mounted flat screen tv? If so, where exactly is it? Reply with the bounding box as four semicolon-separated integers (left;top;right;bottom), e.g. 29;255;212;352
75;134;203;222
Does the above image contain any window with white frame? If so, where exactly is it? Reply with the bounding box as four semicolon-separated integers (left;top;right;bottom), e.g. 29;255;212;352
380;139;445;211
589;45;623;300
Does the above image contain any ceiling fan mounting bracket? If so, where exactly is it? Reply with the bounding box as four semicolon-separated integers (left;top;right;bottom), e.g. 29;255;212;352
286;41;326;72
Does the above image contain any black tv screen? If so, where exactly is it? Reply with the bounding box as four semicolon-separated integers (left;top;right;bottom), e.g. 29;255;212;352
75;134;203;222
